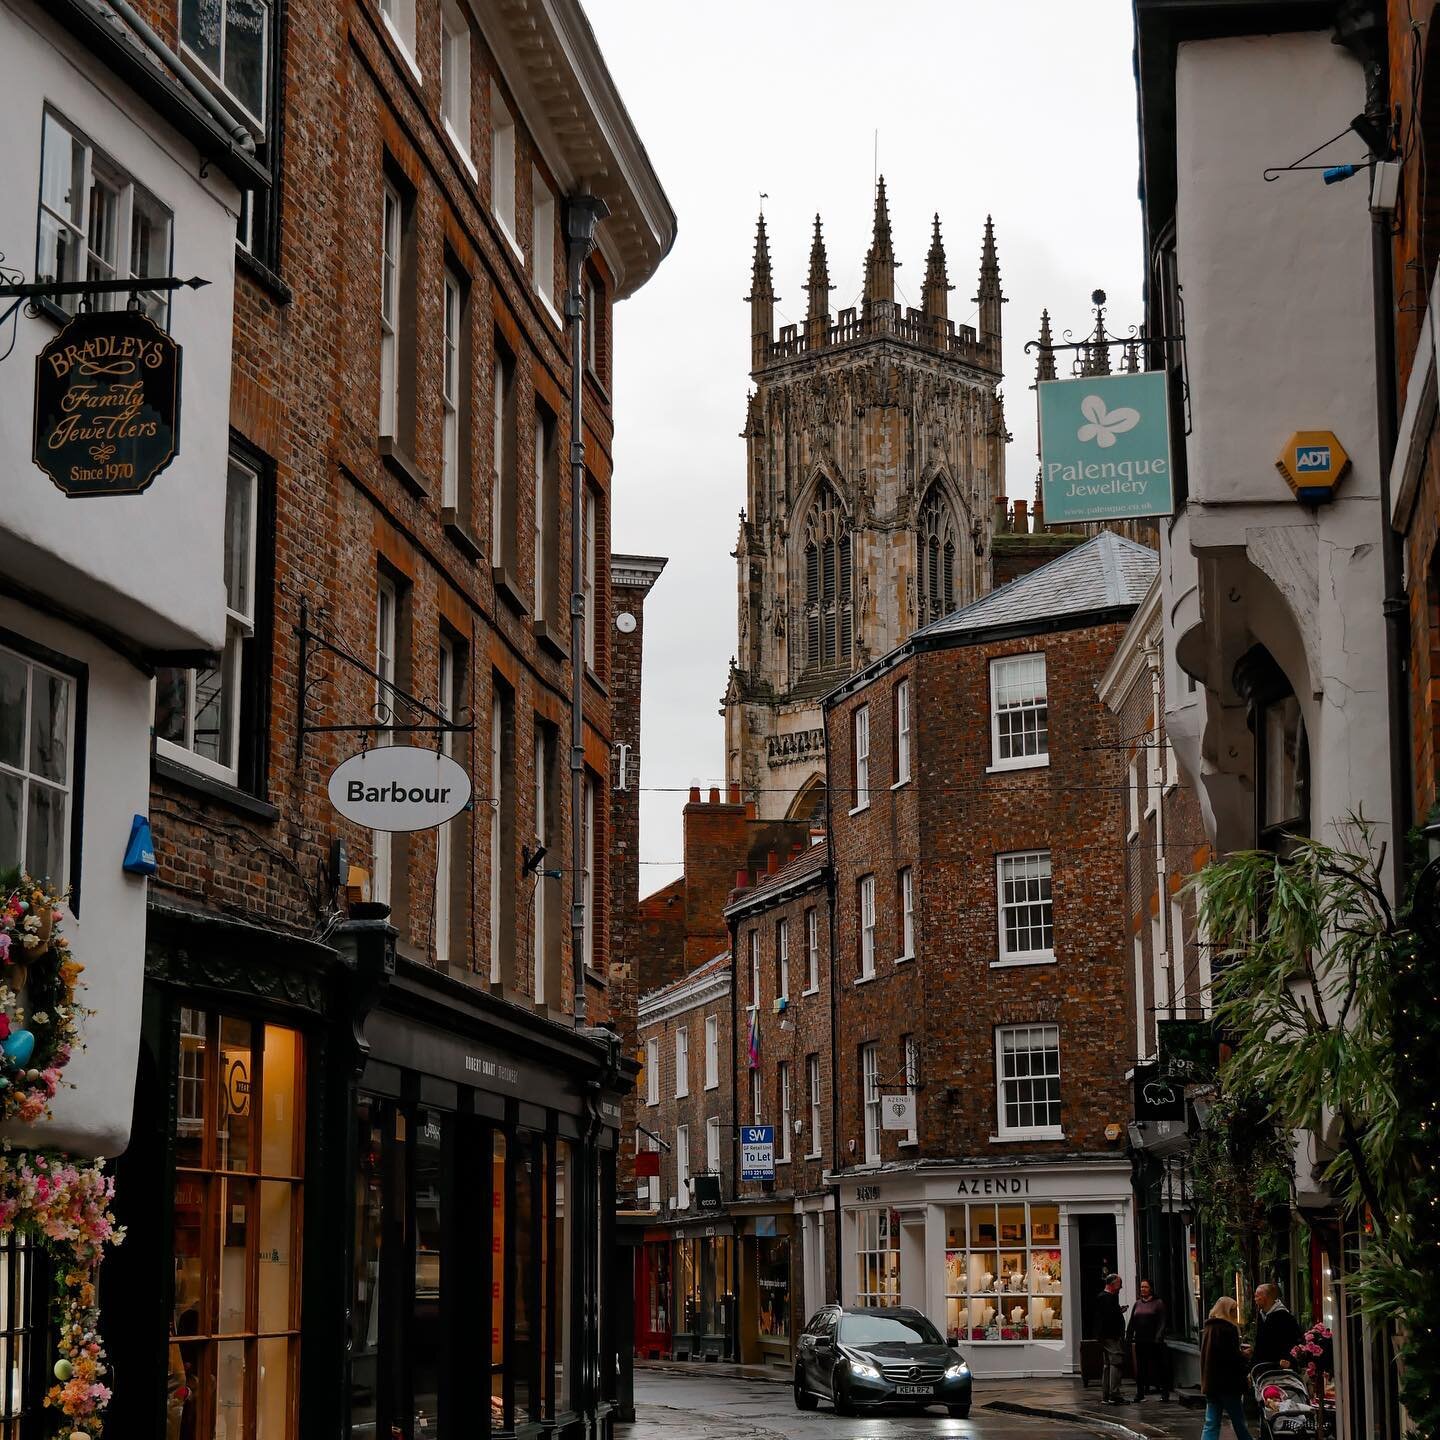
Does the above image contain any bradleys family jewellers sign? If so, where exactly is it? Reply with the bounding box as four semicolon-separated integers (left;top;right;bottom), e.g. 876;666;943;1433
33;307;181;497
1038;370;1173;525
328;746;472;832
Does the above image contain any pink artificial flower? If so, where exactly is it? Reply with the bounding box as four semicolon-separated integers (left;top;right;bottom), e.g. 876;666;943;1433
0;935;10;962
0;1014;12;1041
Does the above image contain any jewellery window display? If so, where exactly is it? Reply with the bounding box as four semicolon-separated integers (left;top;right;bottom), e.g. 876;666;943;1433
943;1203;1062;1342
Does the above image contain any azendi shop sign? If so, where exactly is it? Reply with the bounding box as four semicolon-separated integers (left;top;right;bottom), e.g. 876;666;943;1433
33;307;181;497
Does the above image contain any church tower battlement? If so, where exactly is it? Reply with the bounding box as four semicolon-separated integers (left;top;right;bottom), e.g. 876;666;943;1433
725;180;1010;822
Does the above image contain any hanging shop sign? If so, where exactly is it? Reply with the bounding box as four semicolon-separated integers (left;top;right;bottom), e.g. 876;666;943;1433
1038;370;1173;525
1275;430;1350;503
880;1093;915;1131
1157;1018;1218;1082
1133;1062;1187;1122
740;1125;775;1181
328;746;472;832
33;306;182;497
693;1174;723;1214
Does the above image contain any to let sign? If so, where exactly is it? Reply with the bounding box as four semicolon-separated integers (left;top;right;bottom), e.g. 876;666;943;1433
740;1125;775;1181
33;307;181;497
1038;370;1173;525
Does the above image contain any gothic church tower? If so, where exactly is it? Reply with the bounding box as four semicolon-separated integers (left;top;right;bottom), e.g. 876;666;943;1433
724;181;1009;821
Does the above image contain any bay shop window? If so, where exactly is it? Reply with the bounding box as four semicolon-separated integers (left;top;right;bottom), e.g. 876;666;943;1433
943;1202;1063;1344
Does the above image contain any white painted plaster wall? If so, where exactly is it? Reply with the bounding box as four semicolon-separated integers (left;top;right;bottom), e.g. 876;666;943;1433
0;597;152;1157
0;1;239;656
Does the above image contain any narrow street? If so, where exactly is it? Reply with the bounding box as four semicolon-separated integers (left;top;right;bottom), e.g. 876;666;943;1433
622;1368;1199;1440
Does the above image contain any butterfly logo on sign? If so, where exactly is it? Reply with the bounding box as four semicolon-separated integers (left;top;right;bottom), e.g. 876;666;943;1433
1076;394;1141;449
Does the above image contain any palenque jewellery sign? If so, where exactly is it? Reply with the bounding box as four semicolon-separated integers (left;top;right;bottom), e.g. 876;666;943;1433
33;306;182;497
328;746;472;832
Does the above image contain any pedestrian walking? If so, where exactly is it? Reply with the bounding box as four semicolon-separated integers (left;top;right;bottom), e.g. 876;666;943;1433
1200;1297;1255;1440
1251;1283;1302;1375
1126;1278;1171;1401
1096;1273;1128;1404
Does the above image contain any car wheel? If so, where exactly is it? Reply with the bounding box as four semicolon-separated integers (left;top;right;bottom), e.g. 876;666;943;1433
793;1368;817;1411
948;1402;971;1419
833;1369;857;1416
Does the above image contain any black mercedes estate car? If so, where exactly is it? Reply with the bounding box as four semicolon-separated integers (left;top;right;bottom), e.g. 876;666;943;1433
793;1305;972;1417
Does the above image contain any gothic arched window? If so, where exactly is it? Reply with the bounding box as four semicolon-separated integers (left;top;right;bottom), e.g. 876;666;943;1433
802;485;852;672
917;487;958;626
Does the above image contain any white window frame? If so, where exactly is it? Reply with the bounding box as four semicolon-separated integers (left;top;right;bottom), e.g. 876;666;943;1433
854;1207;900;1308
491;343;512;562
532;727;546;1004
995;1024;1063;1140
441;269;462;507
179;0;271;131
1170;896;1187;1012
749;929;760;1007
1152;908;1169;1026
372;577;398;908
378;0;420;80
674;1026;689;1099
903;1035;919;1144
531;166;560;324
0;645;76;888
583;488;598;669
706;1116;720;1173
851;705;870;812
897;866;914;961
439;0;471;159
155;454;258;786
489;82;520;255
532;412;549;617
804;907;820;993
988;653;1049;770
585;274;602;376
489;692;502;983
894;679;911;785
776;918;789;1001
645;1037;659;1107
638;1129;659;1207
582;774;595;970
857;874;876;979
806;1053;822;1158
777;1061;791;1163
435;637;457;967
675;1124;690;1208
1146;719;1162;817
1127;752;1142;839
37;109;174;326
861;1043;880;1165
995;850;1054;966
379;183;401;437
704;1014;719;1090
1134;932;1148;1061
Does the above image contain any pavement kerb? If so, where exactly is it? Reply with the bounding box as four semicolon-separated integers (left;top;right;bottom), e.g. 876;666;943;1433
982;1398;1160;1440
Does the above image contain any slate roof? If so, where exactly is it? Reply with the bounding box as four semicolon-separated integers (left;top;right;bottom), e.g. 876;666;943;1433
914;531;1158;641
724;839;830;918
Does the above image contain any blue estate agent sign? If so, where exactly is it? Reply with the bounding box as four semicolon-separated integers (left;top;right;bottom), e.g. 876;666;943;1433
740;1126;775;1181
1038;370;1173;525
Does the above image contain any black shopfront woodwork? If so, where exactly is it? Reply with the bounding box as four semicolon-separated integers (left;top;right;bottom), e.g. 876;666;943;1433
107;904;629;1440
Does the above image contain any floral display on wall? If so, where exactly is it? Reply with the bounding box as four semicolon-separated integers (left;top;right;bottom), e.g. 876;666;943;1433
0;876;121;1439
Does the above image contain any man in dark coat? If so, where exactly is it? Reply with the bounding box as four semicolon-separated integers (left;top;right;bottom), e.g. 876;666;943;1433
1096;1273;1127;1403
1252;1283;1302;1373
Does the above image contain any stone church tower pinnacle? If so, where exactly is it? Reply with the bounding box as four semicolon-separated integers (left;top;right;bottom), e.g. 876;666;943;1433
724;181;1009;822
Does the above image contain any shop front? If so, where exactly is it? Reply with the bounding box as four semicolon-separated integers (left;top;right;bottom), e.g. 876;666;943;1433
839;1160;1135;1378
672;1223;735;1360
635;1231;672;1359
108;907;629;1440
735;1213;795;1368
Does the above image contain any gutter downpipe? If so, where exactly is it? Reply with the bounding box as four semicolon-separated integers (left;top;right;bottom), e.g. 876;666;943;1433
821;715;843;1302
106;0;257;152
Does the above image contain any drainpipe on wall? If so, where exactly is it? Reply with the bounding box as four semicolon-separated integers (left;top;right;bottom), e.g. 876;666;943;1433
564;194;608;1030
822;755;843;1303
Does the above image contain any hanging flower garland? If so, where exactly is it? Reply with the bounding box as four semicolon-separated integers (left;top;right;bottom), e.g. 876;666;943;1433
0;878;86;1123
0;875;120;1438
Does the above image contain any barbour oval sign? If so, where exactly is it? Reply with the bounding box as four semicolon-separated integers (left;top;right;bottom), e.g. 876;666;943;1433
328;747;473;832
33;306;182;497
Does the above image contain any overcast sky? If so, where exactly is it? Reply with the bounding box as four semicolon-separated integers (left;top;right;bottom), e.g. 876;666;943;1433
584;0;1144;888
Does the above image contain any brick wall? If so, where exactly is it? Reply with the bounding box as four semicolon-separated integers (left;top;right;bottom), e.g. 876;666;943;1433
149;0;622;1015
826;620;1136;1170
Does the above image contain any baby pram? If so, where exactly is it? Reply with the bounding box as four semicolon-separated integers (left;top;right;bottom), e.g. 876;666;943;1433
1254;1368;1319;1438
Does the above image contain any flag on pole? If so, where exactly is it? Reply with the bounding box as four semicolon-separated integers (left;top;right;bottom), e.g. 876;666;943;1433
747;1006;760;1070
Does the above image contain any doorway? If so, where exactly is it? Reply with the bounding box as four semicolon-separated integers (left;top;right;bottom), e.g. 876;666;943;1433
1076;1213;1119;1343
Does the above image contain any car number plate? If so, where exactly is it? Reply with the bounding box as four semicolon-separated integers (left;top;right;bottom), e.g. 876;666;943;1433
896;1384;932;1396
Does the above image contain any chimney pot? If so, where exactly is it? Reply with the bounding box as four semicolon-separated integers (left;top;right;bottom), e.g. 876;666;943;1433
767;850;779;874
745;801;757;819
736;870;749;889
1015;498;1029;533
688;785;701;803
708;786;720;805
727;781;741;804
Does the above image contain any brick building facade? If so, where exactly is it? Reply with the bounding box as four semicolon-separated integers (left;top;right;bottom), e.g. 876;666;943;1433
725;842;838;1367
62;1;678;1436
822;532;1156;1378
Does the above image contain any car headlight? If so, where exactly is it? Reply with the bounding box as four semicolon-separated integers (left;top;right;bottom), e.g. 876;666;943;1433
849;1360;881;1380
944;1361;970;1379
